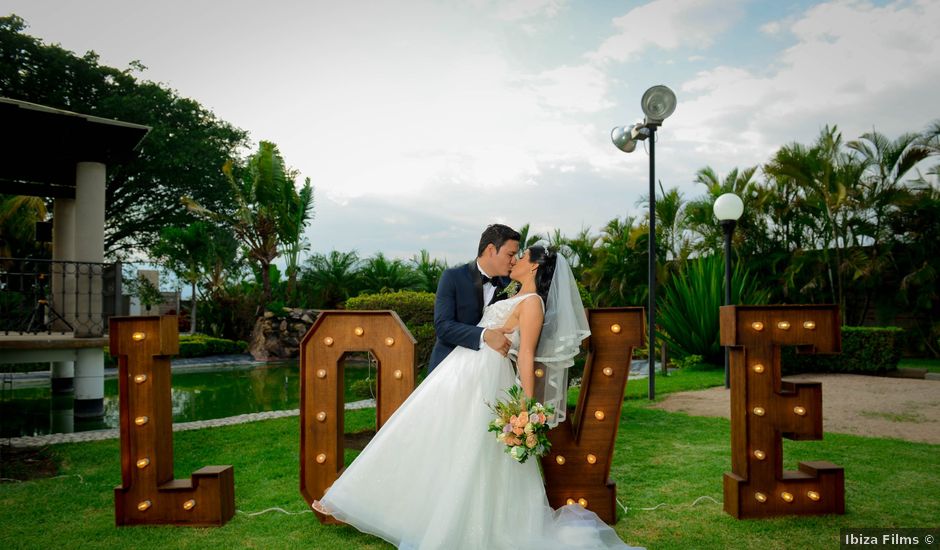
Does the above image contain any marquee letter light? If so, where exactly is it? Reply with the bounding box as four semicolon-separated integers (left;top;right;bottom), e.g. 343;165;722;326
541;307;645;524
111;316;235;526
720;305;844;518
299;311;416;524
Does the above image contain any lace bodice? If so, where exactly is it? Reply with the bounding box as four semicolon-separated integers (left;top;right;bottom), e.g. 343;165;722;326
478;293;542;353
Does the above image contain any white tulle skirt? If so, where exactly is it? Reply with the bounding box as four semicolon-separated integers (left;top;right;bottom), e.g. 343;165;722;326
319;345;642;549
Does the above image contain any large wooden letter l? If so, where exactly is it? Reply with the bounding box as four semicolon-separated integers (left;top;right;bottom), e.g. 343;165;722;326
111;316;235;526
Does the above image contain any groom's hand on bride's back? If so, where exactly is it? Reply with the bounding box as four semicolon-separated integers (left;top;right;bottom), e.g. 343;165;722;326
483;328;513;356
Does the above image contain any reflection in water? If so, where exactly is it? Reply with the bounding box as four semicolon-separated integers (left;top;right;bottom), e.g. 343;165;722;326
1;362;375;438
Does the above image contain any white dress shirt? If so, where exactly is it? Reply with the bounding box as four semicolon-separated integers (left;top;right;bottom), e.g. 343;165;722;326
477;262;496;348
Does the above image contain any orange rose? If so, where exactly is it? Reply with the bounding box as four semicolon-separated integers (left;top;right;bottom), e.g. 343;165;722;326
518;411;529;425
512;426;524;436
526;434;538;448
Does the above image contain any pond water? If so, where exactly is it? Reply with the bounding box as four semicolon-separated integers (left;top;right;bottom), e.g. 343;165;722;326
1;362;376;439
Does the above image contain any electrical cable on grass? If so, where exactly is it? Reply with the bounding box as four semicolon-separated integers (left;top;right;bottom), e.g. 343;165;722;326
616;495;720;513
237;507;313;516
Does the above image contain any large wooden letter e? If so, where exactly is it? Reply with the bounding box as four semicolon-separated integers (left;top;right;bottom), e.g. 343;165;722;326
721;305;845;518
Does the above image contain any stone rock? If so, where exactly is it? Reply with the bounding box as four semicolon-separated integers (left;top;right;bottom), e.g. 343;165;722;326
248;317;270;361
247;309;320;360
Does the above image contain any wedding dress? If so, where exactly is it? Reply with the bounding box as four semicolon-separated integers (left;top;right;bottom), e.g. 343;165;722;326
318;293;642;549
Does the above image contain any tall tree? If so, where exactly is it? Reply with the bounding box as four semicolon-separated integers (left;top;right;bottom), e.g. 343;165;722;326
358;253;422;294
301;250;361;308
410;249;446;293
0;15;247;258
582;217;649;307
184;141;297;309
150;221;239;333
276;169;314;304
0;194;47;258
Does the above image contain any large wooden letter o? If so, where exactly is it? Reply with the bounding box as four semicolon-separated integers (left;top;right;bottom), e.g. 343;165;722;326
720;305;845;518
299;311;416;523
542;307;645;524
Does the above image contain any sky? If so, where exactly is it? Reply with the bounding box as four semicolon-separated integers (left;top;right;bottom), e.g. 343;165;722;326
5;0;940;264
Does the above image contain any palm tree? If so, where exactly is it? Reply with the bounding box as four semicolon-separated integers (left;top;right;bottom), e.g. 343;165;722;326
277;171;314;304
636;183;691;264
564;226;597;280
0;195;48;257
301;250;360;309
582;217;648;307
358;253;422;295
844;129;933;322
184;141;293;310
515;223;544;250
685;166;763;255
763;126;864;316
410;249;446;293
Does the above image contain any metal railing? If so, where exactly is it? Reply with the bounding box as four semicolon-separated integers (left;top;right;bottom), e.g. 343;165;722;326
0;258;121;337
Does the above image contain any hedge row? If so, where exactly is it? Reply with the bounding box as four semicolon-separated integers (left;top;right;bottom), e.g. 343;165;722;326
781;326;902;374
177;334;248;358
345;291;435;325
346;290;436;369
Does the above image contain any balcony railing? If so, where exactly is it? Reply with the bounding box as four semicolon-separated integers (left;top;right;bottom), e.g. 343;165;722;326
0;258;121;337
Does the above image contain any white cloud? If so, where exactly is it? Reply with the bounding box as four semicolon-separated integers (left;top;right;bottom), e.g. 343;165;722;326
670;0;940;171
523;64;615;113
591;0;745;63
489;0;566;21
759;21;781;35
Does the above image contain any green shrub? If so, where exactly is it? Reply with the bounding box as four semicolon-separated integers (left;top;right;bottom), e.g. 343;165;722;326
177;334;248;357
658;255;770;364
781;326;903;374
672;354;704;370
349;377;375;399
345;290;435;325
346;290;436;369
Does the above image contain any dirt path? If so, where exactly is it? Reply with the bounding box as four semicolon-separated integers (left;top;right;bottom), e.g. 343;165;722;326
652;374;940;444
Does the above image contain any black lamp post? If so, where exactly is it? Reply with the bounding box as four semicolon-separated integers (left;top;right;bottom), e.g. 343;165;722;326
713;192;744;389
611;85;677;400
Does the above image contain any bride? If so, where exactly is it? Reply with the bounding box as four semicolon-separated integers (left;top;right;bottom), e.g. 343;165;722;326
315;246;643;549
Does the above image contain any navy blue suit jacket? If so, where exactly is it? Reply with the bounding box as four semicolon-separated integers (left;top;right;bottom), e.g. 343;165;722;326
428;262;509;373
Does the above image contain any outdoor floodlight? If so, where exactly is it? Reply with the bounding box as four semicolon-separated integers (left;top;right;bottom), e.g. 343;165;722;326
609;84;678;400
713;193;745;222
641;85;677;126
611;126;637;153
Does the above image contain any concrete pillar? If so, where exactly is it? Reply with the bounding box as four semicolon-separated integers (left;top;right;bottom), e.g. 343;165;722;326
52;197;77;332
74;347;104;418
50;394;75;434
50;360;74;394
74;161;106;337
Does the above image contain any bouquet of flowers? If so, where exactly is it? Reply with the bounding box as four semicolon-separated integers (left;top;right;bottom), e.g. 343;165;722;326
487;385;555;463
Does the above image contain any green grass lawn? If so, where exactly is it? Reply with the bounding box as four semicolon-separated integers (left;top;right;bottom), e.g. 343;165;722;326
897;357;940;373
1;367;937;549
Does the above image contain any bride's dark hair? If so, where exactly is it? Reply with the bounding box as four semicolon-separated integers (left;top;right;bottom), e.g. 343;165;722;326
527;246;558;302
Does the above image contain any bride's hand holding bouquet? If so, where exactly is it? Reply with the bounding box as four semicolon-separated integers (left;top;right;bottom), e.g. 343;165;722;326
488;385;555;463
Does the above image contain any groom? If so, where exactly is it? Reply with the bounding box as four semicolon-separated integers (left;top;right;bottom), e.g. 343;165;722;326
428;224;521;373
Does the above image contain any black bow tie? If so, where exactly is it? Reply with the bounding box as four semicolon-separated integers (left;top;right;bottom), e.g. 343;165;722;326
481;275;501;287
